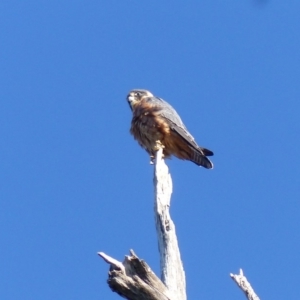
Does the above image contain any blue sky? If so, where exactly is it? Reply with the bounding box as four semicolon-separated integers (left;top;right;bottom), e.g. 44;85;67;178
1;1;300;299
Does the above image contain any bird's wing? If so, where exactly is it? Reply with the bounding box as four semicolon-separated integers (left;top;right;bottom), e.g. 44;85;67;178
147;97;202;150
167;114;214;157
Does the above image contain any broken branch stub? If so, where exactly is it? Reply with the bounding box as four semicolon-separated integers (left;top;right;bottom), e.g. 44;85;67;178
99;250;170;300
230;269;260;300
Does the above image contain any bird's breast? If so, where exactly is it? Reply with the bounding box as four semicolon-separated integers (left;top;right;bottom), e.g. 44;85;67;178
130;109;171;151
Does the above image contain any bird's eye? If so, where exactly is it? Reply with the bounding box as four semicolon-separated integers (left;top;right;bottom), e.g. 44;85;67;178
134;92;140;97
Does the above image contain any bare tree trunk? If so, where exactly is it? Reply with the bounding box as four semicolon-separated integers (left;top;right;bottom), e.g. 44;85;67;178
99;146;186;299
154;146;186;300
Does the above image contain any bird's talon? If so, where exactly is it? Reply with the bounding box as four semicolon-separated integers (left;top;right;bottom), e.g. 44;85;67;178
150;155;155;164
154;140;165;151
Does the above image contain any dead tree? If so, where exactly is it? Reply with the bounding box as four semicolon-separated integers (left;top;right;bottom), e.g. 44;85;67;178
99;146;259;299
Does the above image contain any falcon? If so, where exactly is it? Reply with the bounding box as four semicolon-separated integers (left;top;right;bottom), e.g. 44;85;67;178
127;89;214;169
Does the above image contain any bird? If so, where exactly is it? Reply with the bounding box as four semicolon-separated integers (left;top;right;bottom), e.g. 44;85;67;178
127;89;214;169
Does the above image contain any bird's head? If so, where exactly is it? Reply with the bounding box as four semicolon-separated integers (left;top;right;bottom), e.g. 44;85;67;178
127;89;153;111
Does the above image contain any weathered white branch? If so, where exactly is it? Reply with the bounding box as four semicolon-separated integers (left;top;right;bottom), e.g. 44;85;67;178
154;146;186;300
99;250;170;300
99;146;186;299
230;269;260;300
98;252;125;272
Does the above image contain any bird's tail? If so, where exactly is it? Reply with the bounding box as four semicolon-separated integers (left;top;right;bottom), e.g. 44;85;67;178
201;147;214;157
190;147;214;169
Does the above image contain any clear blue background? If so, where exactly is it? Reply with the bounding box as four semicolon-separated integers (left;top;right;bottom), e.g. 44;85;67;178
1;1;299;299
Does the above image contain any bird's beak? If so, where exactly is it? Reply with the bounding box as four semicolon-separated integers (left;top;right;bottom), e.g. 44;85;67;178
127;95;135;103
127;94;135;111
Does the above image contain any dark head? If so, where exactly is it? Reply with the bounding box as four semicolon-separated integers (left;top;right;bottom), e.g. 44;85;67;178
127;89;153;111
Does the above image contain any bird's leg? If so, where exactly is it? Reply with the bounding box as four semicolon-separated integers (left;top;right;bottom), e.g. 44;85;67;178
150;141;165;164
154;140;165;151
150;155;155;165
